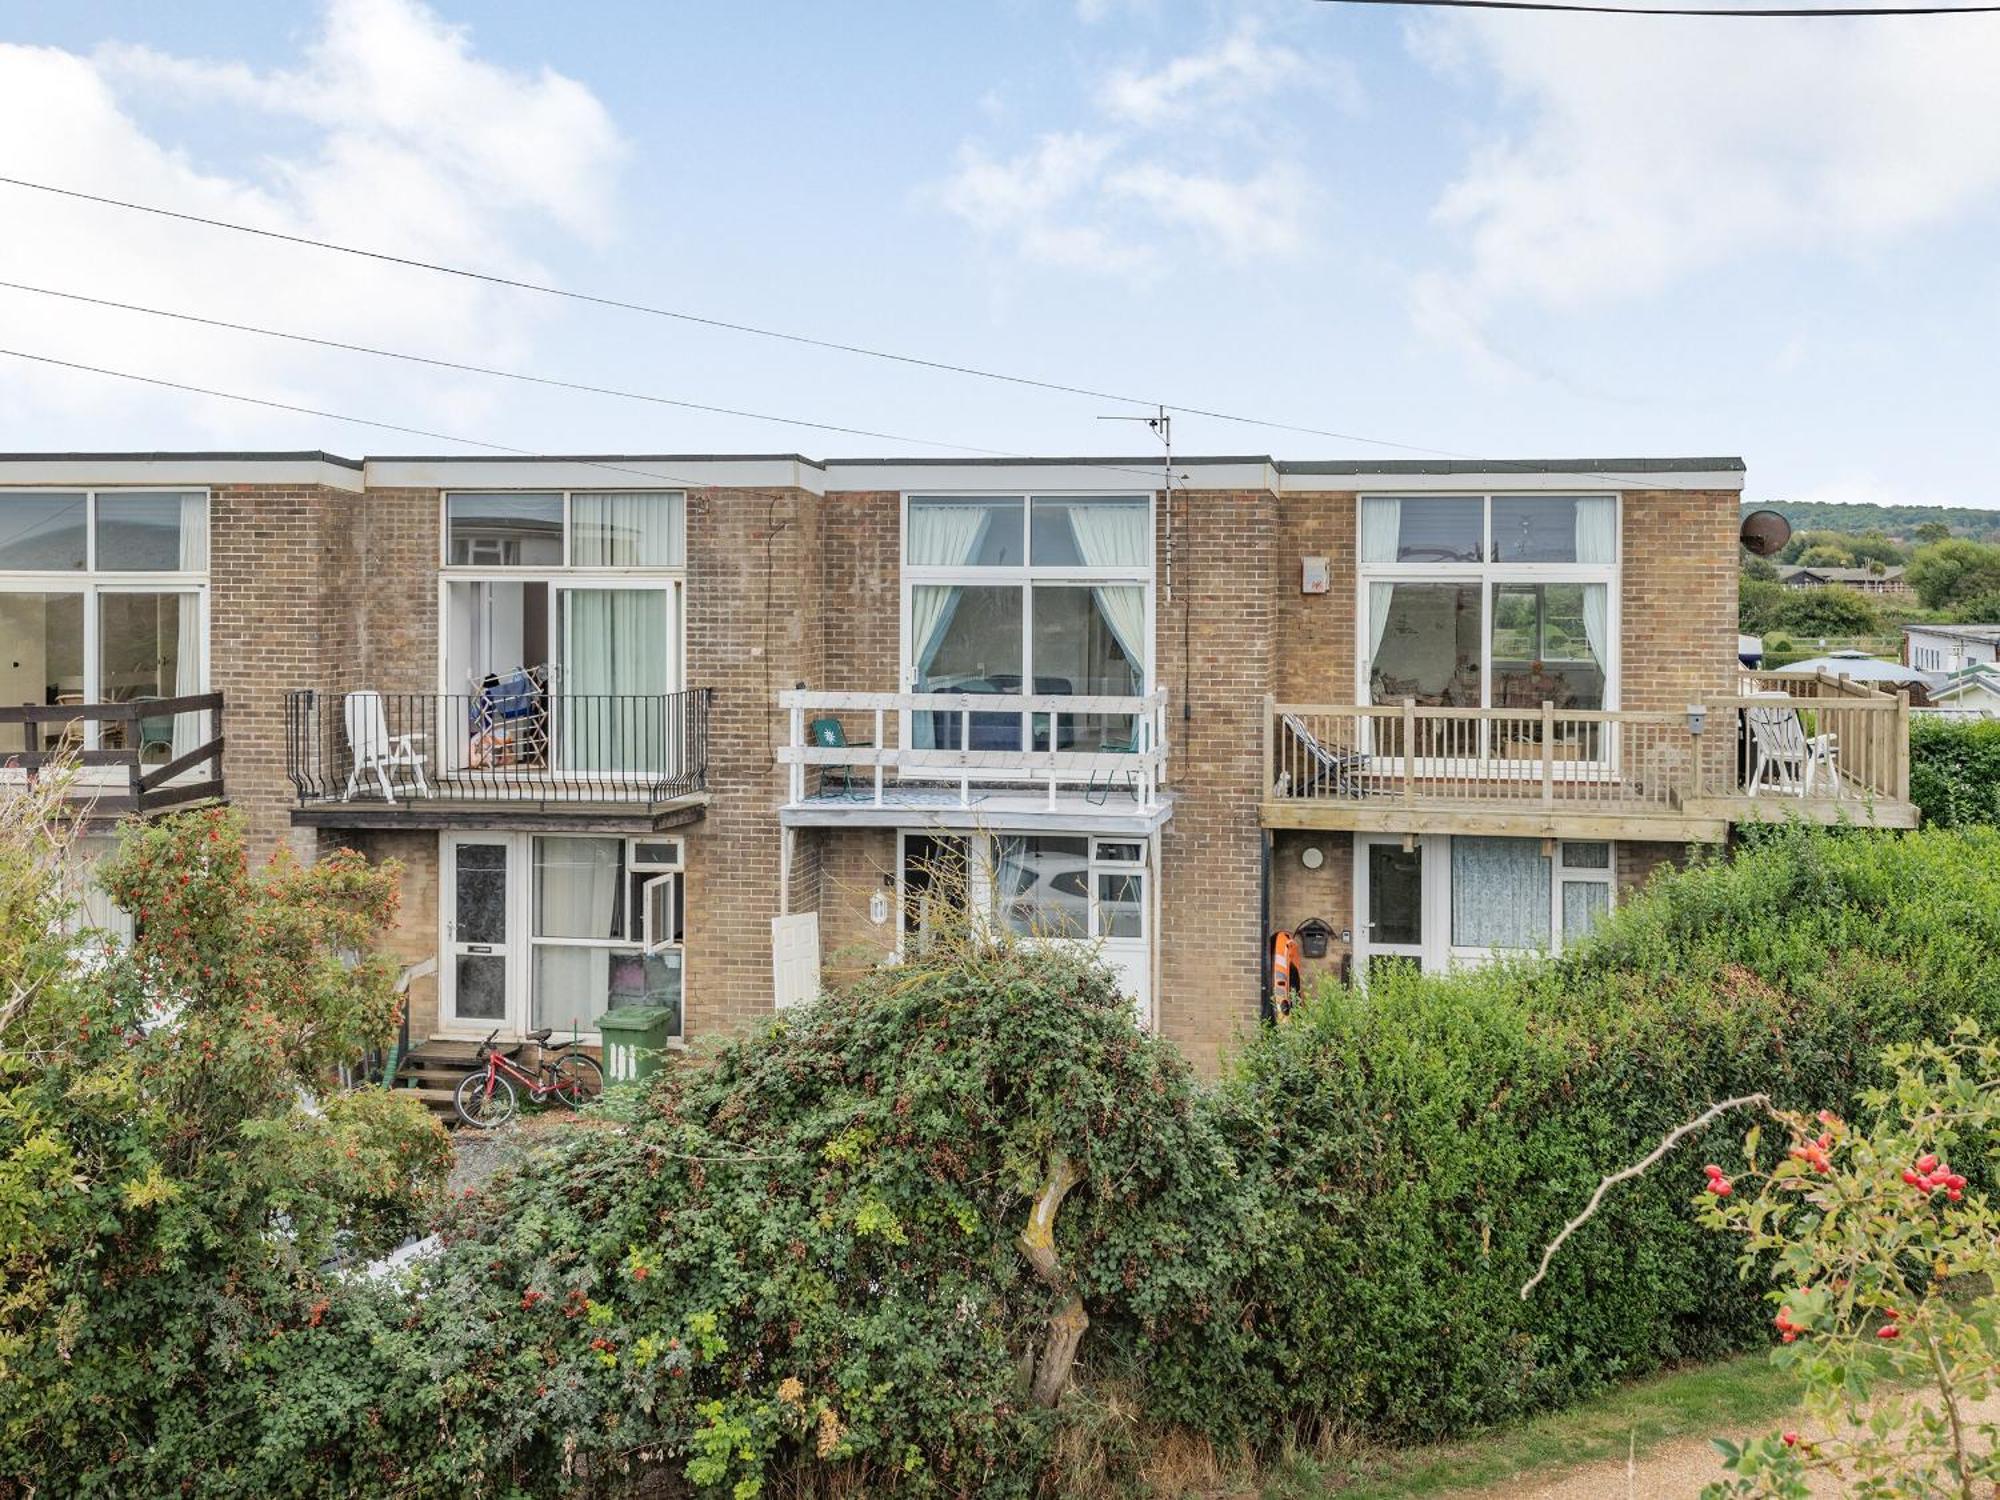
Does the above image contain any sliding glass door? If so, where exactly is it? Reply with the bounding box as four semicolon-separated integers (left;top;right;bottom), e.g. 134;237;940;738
442;579;681;777
0;586;204;757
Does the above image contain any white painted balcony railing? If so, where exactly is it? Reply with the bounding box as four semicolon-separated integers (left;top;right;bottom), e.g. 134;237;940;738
777;688;1168;810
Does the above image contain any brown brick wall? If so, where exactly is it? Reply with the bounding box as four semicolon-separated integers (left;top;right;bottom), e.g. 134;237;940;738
816;827;898;987
1154;487;1277;1075
321;828;441;1038
681;486;824;1043
209;483;357;863
354;488;440;694
1269;829;1353;994
1275;492;1359;705
1620;490;1740;711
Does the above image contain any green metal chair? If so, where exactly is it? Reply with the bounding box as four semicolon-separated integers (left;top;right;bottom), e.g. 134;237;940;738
1085;726;1142;806
808;717;871;799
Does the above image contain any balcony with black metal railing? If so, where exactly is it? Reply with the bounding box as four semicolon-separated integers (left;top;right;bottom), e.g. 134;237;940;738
285;687;712;830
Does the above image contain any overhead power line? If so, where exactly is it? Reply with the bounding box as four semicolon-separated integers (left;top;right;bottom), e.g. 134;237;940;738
0;347;730;491
0;173;1455;459
0;175;1744;492
0;279;1178;485
1312;0;2000;14
0;278;1016;459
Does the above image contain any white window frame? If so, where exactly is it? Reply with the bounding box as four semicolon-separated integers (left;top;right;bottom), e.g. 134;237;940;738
438;492;688;683
897;492;1155;771
1354;494;1620;773
893;830;1156;1025
1355;833;1617;979
438;492;688;786
439;830;687;1043
0;488;209;755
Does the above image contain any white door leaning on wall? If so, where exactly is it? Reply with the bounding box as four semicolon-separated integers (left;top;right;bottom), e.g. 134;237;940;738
772;911;821;1009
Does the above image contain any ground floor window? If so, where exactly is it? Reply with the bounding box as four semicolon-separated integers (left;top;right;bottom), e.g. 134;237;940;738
894;829;1154;1021
442;831;684;1039
1357;833;1614;980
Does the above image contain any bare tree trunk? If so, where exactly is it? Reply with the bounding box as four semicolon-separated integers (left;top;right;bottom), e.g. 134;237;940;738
1018;1152;1087;1408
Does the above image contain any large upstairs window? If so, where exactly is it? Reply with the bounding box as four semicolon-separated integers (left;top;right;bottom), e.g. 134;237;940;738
1358;494;1618;716
902;493;1151;753
0;490;208;758
441;492;685;774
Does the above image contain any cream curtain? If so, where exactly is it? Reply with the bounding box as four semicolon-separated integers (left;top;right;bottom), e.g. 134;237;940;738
560;589;670;771
906;505;994;750
1573;497;1616;564
531;836;622;1034
1065;501;1149;695
171;495;207;757
571;492;684;566
1367;583;1397;696
1360;498;1403;564
1580;583;1609;691
1064;498;1149;569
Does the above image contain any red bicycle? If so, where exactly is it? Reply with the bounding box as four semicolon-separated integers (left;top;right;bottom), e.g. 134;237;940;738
454;1028;605;1128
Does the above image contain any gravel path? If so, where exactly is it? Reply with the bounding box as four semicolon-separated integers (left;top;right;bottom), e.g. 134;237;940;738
1472;1389;2000;1498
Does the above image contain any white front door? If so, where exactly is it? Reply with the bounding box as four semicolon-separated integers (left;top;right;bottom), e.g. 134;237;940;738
441;833;518;1033
1355;835;1433;983
773;912;821;1009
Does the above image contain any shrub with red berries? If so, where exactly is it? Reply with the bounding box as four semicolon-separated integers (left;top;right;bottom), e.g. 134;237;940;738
1699;1024;2000;1498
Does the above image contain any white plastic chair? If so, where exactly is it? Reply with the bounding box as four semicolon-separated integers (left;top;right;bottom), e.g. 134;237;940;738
1745;702;1839;798
342;692;429;803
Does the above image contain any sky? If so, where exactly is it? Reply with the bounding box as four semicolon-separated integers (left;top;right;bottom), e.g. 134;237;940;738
1;0;1998;508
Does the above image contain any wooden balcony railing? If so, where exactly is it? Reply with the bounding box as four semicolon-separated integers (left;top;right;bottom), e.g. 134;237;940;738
778;688;1168;809
1265;672;1911;828
0;692;226;818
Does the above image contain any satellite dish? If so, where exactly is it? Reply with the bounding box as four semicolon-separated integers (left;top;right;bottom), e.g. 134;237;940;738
1740;509;1792;558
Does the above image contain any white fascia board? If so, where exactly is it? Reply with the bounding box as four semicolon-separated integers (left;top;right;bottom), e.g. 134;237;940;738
364;457;827;493
1281;469;1745;493
0;457;365;491
824;460;1276;494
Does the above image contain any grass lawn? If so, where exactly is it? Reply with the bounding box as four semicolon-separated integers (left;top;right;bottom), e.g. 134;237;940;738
1261;1352;1804;1499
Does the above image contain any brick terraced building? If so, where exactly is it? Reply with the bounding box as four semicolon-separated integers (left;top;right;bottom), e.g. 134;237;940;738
0;452;1918;1078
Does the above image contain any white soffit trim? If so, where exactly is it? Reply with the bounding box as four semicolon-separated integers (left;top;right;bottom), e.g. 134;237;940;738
824;460;1276;494
365;456;828;493
1281;469;1745;493
0;456;364;490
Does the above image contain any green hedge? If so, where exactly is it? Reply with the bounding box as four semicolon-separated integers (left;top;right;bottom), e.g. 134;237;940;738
15;821;2000;1494
1200;825;2000;1444
1910;715;2000;826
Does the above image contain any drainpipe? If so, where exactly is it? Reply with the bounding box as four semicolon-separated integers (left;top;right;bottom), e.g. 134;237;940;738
1258;830;1273;1025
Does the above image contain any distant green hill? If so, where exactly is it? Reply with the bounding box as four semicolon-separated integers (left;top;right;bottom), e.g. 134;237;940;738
1744;500;2000;540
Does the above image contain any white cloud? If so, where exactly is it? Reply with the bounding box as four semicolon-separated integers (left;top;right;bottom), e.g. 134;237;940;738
1107;161;1309;260
1102;25;1309;127
1414;8;2000;332
937;21;1324;276
0;0;625;445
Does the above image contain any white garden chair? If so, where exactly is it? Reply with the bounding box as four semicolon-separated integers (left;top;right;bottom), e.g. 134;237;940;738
342;691;429;803
1745;702;1840;799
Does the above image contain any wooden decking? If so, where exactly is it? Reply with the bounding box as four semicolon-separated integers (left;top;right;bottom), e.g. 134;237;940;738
1261;673;1918;839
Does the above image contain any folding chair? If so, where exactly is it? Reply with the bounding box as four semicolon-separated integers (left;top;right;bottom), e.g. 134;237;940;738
1278;713;1369;798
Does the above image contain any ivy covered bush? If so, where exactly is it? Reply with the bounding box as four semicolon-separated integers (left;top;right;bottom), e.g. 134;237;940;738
1909;715;2000;827
367;932;1258;1497
1203;823;2000;1444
